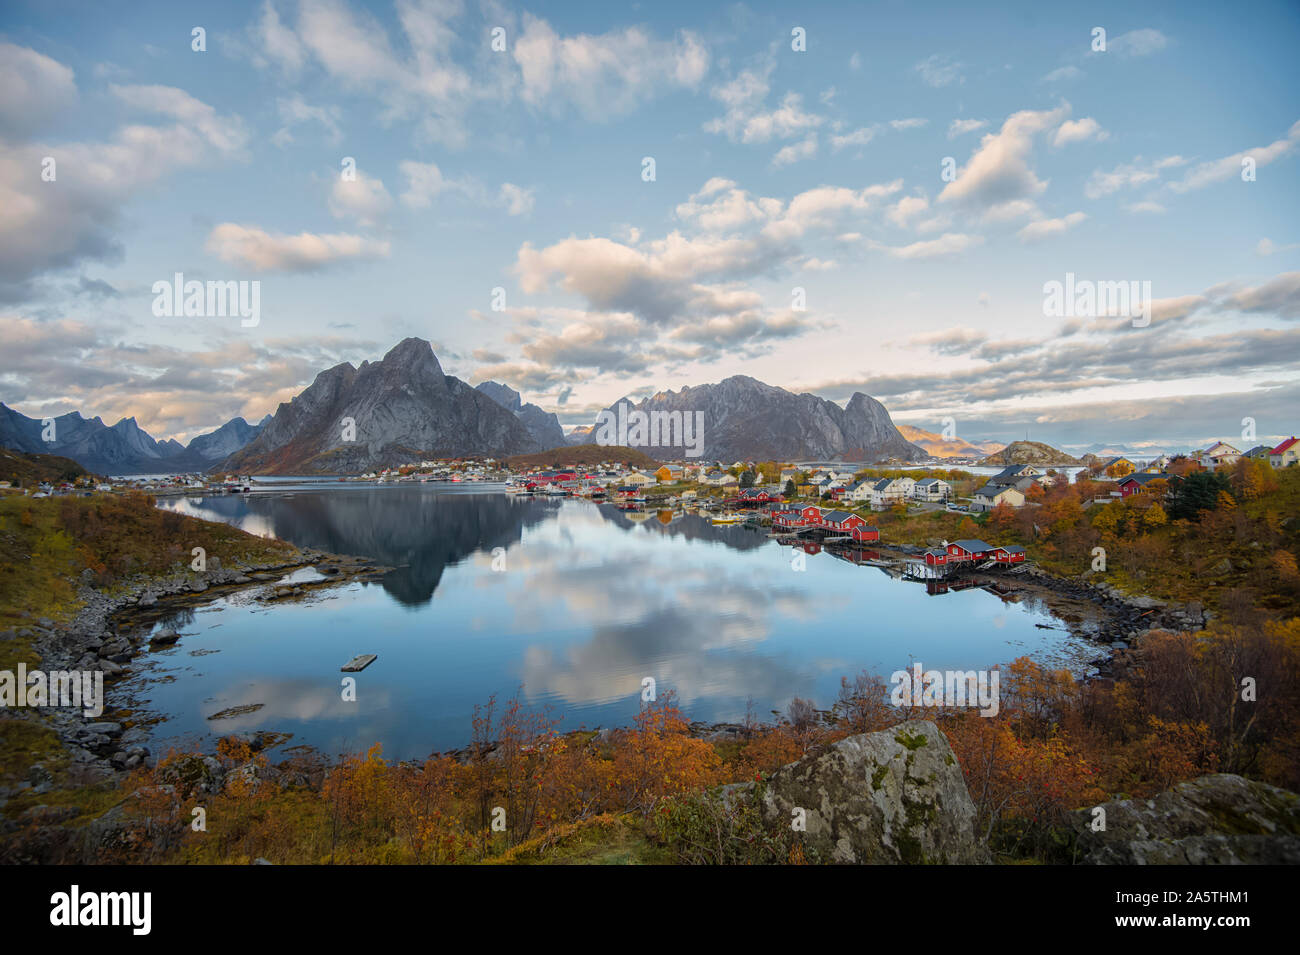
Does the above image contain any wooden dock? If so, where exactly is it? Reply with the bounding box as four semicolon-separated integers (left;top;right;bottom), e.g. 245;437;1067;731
340;654;377;672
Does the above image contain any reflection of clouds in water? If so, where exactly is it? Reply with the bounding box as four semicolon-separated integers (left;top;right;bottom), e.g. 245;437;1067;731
159;498;277;539
201;678;392;732
520;604;812;712
514;554;826;709
992;614;1007;629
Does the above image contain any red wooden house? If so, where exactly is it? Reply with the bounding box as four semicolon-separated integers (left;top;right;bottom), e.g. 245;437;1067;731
1118;473;1171;497
773;504;821;529
820;510;878;542
988;545;1026;564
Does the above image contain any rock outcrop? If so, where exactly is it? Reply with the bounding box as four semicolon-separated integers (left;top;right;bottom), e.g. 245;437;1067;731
978;440;1082;466
1073;773;1300;864
740;720;988;864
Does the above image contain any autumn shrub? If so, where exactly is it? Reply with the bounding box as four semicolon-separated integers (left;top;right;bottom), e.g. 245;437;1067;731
655;782;817;865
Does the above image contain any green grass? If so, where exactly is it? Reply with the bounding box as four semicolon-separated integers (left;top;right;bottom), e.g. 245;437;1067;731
486;814;673;865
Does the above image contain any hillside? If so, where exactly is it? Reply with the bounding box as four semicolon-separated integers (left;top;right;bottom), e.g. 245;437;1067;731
0;448;96;488
505;444;661;470
897;426;1004;459
979;441;1083;466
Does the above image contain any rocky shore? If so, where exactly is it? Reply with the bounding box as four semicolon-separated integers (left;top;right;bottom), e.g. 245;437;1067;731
6;548;389;800
868;543;1211;676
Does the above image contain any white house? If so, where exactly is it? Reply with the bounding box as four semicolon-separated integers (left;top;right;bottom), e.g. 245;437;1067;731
1198;441;1241;470
869;477;916;509
971;484;1025;512
911;478;951;502
844;479;874;503
1270;437;1299;469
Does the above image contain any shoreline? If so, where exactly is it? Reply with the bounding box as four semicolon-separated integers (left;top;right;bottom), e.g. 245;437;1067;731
12;498;1207;789
18;546;389;788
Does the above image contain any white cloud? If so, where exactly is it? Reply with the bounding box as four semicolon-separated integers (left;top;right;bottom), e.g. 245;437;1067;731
1168;120;1300;193
882;233;983;259
1017;211;1087;242
110;84;249;155
947;118;987;138
398;160;479;207
830;125;877;150
887;195;930;228
205;223;390;272
914;54;963;87
515;14;709;120
676;181;781;232
0;60;249;295
273;94;342;145
1085;155;1186;198
1042;65;1082;83
1124;200;1166;214
1051;117;1107;147
706;79;823;144
252;0;306;74
499;183;535;216
890;118;928;130
772;135;817;167
329;171;393;227
1109;28;1169;57
0;41;77;138
939;104;1069;215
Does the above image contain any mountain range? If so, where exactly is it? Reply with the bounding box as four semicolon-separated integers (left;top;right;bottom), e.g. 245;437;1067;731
0;403;269;475
896;425;1004;459
2;338;928;475
575;376;926;463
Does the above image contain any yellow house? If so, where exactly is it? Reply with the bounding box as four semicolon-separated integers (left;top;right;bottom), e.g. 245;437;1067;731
655;465;684;483
1101;457;1135;477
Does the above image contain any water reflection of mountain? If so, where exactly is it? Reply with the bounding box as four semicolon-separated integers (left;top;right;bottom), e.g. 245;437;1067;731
171;491;769;606
182;489;554;605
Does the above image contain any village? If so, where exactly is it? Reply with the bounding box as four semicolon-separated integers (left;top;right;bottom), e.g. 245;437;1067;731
6;434;1296;593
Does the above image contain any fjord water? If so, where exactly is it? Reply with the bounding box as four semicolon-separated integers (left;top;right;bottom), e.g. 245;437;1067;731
142;486;1092;760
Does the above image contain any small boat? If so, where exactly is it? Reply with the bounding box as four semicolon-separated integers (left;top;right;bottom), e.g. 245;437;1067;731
711;511;744;525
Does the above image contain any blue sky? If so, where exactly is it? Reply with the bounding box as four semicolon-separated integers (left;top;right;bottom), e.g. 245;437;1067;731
1;0;1298;452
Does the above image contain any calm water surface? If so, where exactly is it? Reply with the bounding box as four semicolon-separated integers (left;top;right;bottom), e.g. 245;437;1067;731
136;486;1094;759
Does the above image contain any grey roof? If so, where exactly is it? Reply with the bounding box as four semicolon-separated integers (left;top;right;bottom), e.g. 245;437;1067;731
952;539;992;552
974;483;1015;499
989;464;1039;485
1122;472;1173;486
916;478;946;487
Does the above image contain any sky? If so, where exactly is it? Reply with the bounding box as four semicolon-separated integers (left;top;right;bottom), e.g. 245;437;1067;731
1;0;1298;454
